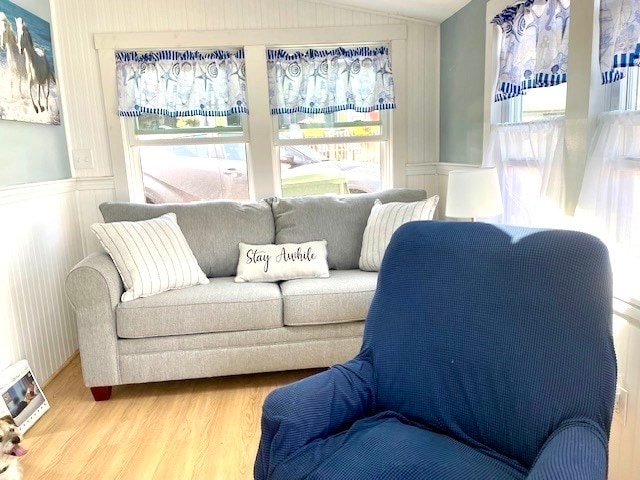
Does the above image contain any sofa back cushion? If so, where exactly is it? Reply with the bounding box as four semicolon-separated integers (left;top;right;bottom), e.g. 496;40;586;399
269;189;427;270
100;200;274;278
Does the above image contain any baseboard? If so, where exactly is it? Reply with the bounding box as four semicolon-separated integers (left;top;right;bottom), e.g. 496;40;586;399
43;351;79;388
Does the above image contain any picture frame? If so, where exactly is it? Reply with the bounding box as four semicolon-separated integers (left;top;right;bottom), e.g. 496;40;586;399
0;0;61;125
0;360;49;433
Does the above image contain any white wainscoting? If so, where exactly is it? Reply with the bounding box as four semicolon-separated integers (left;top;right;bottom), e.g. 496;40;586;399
0;180;85;382
406;162;479;219
75;178;117;254
609;300;640;480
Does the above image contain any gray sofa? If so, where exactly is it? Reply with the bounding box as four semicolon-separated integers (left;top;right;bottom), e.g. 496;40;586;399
66;189;426;400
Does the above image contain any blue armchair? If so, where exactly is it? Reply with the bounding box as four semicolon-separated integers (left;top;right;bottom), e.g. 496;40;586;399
255;222;617;480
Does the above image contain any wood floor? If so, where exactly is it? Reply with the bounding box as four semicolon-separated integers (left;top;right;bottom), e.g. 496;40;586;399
20;357;318;479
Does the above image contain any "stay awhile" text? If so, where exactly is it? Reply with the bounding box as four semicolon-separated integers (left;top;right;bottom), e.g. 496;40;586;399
246;247;317;272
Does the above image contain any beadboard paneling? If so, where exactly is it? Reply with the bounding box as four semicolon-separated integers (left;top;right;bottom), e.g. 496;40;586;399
76;178;117;254
406;162;477;219
609;303;640;480
0;182;84;382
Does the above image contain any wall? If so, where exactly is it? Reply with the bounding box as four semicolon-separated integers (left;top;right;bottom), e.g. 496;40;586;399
439;0;486;164
0;182;83;381
0;0;71;187
609;302;640;479
49;0;440;250
0;0;84;384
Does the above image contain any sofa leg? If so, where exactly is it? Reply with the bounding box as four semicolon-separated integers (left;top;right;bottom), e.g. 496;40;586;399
90;386;112;401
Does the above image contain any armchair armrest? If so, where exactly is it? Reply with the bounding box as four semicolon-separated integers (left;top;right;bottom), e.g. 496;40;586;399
255;356;375;480
65;253;124;388
527;419;609;479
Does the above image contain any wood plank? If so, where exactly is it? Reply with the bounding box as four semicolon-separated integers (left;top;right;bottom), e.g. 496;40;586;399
19;357;318;479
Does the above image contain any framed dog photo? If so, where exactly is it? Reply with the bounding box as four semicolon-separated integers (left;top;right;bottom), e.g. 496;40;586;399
0;360;49;433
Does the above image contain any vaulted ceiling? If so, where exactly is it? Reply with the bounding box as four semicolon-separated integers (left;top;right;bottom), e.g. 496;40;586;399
325;0;475;22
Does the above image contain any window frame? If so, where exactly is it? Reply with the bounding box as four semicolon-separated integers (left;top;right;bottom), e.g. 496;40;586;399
125;114;250;147
95;26;408;203
273;110;391;196
497;84;568;124
606;67;640;112
133;113;246;138
274;111;390;147
122;114;252;203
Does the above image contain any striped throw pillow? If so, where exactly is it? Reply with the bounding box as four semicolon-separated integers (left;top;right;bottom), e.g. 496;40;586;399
359;196;439;272
91;213;209;302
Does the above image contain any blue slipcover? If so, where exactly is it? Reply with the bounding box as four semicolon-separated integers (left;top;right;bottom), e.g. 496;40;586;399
255;222;616;480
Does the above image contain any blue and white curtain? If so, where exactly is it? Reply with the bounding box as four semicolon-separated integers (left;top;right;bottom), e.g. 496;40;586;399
600;0;640;84
267;46;395;115
115;49;247;117
491;0;570;102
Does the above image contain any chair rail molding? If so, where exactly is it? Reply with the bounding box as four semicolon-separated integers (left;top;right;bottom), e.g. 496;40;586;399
405;163;437;176
0;177;116;205
75;176;116;191
404;162;479;219
0;179;77;205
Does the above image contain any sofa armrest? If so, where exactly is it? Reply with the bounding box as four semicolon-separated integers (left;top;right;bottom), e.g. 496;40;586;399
254;356;375;480
527;419;608;479
65;253;124;387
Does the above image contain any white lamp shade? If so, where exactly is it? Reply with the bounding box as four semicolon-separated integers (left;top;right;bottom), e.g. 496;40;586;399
445;168;503;219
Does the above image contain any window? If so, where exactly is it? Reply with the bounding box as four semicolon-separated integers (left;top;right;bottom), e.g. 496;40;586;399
275;110;387;196
495;84;567;227
127;100;390;204
484;0;569;227
125;113;250;204
117;42;394;203
500;83;567;123
578;104;640;307
607;68;640;112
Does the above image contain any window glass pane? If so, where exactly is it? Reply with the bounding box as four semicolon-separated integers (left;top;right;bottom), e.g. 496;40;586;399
521;83;567;122
502;163;543;224
135;114;245;139
622;68;640;110
279;142;382;197
278;111;382;140
140;144;249;203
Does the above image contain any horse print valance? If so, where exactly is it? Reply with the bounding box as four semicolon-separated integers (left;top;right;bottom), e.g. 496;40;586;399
267;45;396;115
115;49;247;117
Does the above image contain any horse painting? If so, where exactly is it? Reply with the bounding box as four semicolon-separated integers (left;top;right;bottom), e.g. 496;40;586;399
16;16;55;113
0;11;26;97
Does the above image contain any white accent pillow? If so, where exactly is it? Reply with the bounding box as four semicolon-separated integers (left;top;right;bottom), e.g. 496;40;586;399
91;213;209;302
359;196;439;272
235;241;330;283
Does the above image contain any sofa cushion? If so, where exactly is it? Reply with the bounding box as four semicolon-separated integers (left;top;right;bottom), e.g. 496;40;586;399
100;200;275;278
116;277;282;338
280;270;378;326
269;189;426;270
